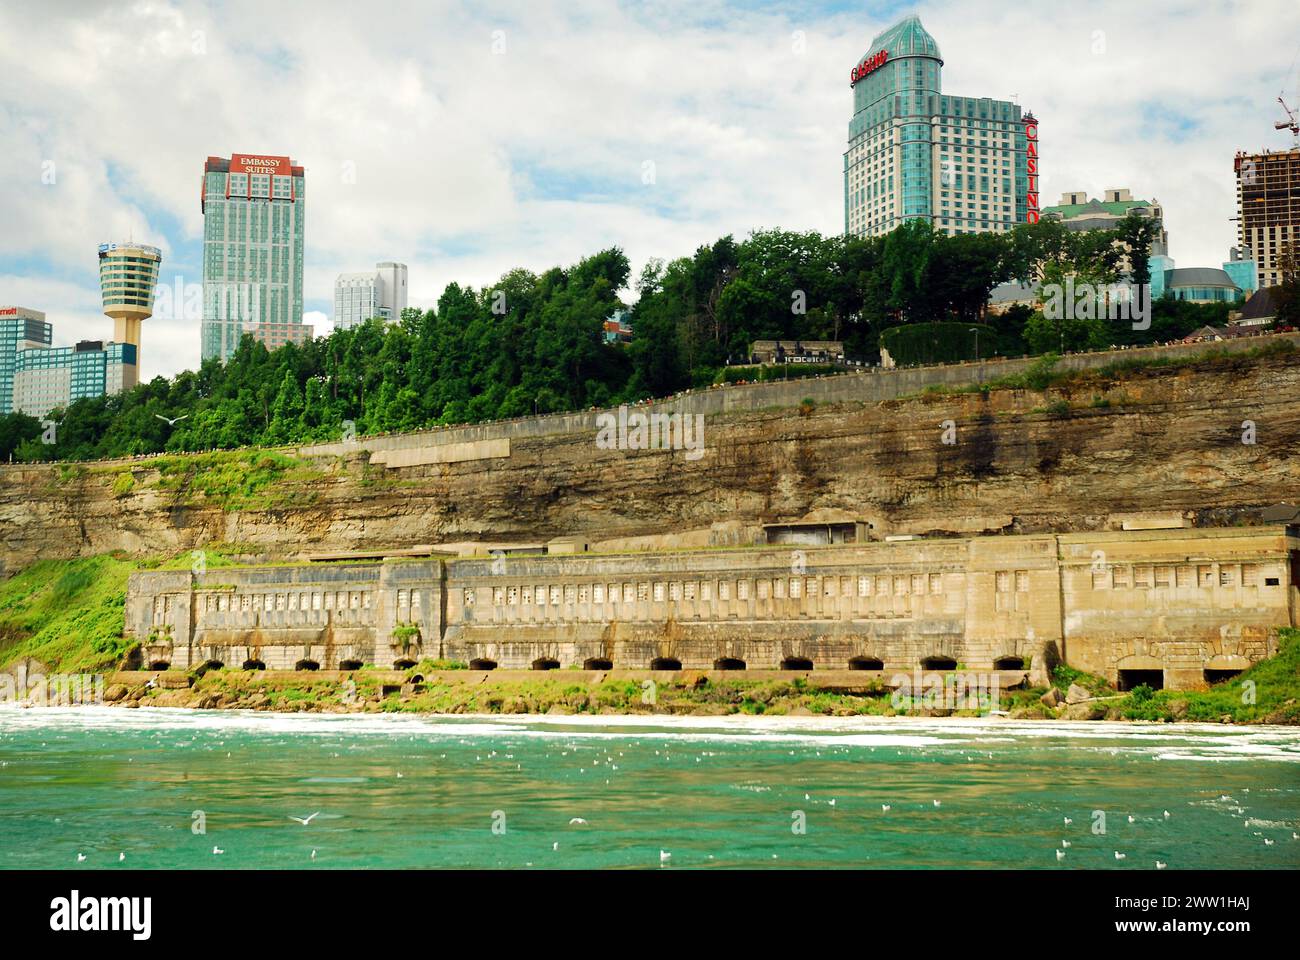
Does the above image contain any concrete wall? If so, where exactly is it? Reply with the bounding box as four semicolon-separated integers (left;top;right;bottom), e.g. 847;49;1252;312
126;561;444;672
295;332;1300;462
124;526;1298;689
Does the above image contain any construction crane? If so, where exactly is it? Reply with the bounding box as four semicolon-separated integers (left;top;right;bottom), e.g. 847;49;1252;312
1278;96;1299;145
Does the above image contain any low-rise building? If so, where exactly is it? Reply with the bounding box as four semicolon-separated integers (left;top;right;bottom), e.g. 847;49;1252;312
125;524;1300;691
749;340;845;365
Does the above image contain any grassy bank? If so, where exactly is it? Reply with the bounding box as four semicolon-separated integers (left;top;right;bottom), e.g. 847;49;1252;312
0;551;237;675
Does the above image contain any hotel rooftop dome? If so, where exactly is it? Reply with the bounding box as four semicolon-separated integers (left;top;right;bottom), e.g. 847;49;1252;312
864;14;942;63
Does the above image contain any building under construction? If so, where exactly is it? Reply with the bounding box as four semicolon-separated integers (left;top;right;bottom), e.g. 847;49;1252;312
1235;145;1300;289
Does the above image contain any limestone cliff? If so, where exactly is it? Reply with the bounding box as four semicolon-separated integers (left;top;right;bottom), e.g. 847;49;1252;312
1;351;1298;575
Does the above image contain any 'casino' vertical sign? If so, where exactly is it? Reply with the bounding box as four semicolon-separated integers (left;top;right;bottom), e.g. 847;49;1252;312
1024;114;1039;223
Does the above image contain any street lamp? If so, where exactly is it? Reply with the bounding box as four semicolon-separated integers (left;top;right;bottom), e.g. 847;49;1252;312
969;327;980;362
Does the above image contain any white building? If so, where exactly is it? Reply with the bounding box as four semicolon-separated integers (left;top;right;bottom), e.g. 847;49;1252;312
334;262;409;329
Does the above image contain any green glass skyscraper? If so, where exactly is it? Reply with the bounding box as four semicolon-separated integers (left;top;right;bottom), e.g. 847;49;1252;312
200;153;311;362
844;15;1036;239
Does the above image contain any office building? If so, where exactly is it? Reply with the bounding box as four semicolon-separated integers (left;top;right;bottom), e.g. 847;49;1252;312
200;153;311;361
1040;188;1168;254
334;262;408;329
844;14;1037;238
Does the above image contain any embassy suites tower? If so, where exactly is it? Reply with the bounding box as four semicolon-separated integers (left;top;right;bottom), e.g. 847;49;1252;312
844;15;1039;239
200;154;312;362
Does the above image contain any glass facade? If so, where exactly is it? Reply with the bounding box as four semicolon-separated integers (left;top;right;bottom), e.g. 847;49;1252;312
0;313;52;415
200;156;308;362
844;15;1026;239
12;341;136;419
98;245;161;311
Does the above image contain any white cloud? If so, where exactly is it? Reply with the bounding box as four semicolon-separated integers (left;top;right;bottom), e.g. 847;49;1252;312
1;0;1298;379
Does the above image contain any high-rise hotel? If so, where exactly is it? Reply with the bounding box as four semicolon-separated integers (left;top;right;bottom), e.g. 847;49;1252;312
200;153;312;362
844;15;1038;239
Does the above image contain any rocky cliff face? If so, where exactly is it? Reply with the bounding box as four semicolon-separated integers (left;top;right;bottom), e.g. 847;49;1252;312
2;353;1298;575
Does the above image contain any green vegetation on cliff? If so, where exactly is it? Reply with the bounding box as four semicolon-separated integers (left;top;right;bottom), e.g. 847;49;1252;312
0;551;239;675
0;556;137;674
3;214;1275;466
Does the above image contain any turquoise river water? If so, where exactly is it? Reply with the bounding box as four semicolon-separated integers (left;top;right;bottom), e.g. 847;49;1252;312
0;707;1297;869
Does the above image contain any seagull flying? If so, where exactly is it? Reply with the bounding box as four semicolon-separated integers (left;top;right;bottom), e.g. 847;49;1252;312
568;818;588;825
289;812;321;826
154;414;189;427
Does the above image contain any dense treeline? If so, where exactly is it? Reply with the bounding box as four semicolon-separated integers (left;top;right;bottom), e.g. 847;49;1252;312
0;215;1274;463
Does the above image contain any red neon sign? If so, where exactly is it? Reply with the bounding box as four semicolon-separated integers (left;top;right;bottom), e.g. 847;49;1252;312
850;50;888;87
1024;115;1040;223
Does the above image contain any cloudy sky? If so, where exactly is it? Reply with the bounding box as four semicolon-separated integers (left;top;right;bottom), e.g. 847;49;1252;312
2;0;1298;379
